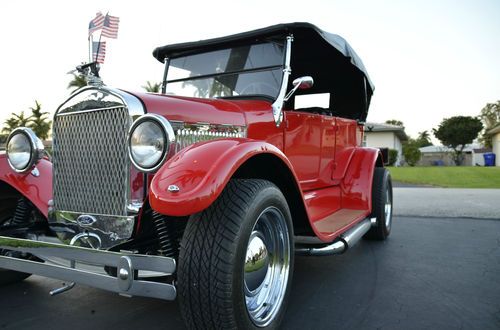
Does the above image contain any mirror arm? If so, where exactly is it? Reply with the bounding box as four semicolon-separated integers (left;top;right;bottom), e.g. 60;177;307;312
284;83;301;102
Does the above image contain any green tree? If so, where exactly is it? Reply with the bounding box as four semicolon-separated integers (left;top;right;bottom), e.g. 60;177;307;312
142;81;161;93
68;73;87;92
478;101;500;148
385;119;404;127
28;100;51;140
402;139;421;166
416;130;433;148
433;116;483;165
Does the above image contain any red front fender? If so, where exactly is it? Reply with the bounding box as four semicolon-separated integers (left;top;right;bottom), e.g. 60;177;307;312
149;139;297;216
0;153;52;218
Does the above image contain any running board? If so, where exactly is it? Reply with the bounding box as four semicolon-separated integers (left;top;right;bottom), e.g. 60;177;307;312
295;218;374;256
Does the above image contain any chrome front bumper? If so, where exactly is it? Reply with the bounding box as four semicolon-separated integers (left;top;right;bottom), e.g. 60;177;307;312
0;236;176;300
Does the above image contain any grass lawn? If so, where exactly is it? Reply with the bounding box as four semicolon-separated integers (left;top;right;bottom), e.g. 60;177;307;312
387;166;500;188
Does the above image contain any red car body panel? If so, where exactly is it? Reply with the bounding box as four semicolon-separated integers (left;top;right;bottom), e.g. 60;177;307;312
0;154;52;218
138;92;379;242
2;92;380;243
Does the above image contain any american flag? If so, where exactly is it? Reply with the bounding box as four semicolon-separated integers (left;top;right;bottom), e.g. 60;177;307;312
92;41;107;63
101;14;120;39
88;12;105;36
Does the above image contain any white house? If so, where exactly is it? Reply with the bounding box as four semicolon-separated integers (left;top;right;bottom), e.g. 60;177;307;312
488;125;500;166
364;122;408;165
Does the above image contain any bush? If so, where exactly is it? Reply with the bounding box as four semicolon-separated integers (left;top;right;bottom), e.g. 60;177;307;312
388;149;398;166
403;139;421;166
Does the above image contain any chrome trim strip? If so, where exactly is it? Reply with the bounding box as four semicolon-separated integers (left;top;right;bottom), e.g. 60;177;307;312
170;121;247;152
0;236;176;300
271;35;293;127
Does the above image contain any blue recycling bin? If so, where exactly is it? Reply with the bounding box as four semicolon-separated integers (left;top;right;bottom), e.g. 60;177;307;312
483;153;496;166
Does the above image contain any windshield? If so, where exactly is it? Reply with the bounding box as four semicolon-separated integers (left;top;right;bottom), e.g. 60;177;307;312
165;42;284;100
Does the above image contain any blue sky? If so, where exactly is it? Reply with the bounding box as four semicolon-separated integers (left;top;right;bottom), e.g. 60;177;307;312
0;0;499;139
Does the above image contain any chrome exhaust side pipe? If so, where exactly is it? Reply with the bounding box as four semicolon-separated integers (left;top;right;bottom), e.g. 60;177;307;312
296;217;373;256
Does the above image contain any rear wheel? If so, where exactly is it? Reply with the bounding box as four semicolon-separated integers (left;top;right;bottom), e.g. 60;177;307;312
177;179;294;329
365;167;393;240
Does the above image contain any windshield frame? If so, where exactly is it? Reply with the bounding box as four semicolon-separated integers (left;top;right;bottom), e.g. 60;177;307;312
161;40;286;101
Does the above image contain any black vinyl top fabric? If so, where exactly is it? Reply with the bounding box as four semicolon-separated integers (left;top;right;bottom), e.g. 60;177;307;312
153;23;374;120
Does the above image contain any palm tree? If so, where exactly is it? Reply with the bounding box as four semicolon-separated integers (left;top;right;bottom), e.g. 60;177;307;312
28;100;51;140
416;130;432;148
142;81;161;93
68;73;87;92
2;111;31;134
2;117;19;134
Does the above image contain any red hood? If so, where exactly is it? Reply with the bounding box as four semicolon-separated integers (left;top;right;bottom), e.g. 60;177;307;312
126;91;273;127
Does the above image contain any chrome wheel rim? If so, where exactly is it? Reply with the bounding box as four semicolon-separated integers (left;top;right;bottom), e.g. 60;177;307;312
385;185;392;229
244;206;290;327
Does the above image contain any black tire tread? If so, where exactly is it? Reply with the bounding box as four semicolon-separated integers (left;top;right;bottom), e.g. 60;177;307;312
178;179;278;330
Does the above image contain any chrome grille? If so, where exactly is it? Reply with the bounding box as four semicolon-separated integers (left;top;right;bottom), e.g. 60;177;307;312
53;107;131;216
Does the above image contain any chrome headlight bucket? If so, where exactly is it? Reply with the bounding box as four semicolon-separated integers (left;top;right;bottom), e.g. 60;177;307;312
128;114;175;173
6;127;45;173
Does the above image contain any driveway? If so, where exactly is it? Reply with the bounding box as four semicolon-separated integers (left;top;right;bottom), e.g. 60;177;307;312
394;187;500;219
1;215;499;330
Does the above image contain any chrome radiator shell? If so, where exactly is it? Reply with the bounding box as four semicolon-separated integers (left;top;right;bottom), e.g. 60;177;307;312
50;87;145;248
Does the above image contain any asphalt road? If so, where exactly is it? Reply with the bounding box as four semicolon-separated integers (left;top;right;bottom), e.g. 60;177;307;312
1;216;499;330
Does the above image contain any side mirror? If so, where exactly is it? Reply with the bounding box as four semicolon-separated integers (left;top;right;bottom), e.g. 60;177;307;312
284;76;314;101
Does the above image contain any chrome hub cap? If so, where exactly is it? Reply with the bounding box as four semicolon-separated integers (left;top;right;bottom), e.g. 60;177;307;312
385;186;392;229
244;206;290;327
245;233;270;291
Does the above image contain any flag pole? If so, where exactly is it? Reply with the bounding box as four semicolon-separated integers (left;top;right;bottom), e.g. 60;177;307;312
94;12;108;63
89;34;93;63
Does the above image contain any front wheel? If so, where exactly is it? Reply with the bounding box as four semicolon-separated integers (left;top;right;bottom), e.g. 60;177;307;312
178;179;294;329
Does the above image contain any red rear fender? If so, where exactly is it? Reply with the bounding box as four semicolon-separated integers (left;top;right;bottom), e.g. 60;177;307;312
341;147;382;212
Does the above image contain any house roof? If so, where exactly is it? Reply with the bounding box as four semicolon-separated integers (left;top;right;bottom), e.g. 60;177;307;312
364;122;408;141
473;147;492;153
419;145;453;153
420;144;483;153
487;124;500;135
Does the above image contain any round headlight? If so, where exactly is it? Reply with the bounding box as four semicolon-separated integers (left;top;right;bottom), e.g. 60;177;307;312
128;114;175;172
6;127;44;173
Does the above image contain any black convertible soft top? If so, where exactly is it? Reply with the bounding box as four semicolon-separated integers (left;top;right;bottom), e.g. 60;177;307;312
153;23;374;120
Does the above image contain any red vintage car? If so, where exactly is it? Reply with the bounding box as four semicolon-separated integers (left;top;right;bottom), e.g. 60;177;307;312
0;22;392;329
